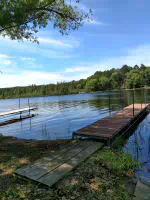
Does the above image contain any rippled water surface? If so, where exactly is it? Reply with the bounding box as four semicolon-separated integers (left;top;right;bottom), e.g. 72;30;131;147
0;89;149;140
123;113;150;185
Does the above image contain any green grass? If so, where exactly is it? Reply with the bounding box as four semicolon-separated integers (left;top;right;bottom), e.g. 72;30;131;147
92;149;139;177
0;135;138;200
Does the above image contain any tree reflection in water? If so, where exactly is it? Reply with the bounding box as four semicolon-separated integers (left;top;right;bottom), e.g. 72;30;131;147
123;114;150;185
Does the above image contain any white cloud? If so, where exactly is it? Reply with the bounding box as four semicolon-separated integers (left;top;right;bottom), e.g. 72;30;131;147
0;54;10;59
67;0;104;27
38;37;74;48
0;65;19;74
66;1;104;26
68;1;105;26
0;69;94;88
0;53;16;70
20;57;36;61
65;44;150;77
90;20;106;25
27;64;43;69
84;19;107;25
1;44;150;88
0;71;62;87
66;0;89;12
20;57;43;69
0;36;75;59
39;48;72;59
65;67;90;73
0;35;80;50
3;60;12;65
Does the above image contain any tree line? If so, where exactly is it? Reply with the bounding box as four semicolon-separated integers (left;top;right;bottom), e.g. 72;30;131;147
0;64;150;99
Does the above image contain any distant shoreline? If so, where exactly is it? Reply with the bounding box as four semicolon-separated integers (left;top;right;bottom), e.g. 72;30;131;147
0;87;149;100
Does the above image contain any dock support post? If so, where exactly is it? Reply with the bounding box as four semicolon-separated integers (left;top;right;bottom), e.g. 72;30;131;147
107;139;111;146
120;91;124;109
28;97;30;116
144;86;147;106
72;134;75;140
122;91;123;109
109;95;111;115
72;134;77;140
19;97;21;119
19;97;20;109
133;93;135;116
120;91;122;110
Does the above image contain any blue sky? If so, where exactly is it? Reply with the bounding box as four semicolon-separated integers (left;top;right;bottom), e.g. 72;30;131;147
1;0;150;88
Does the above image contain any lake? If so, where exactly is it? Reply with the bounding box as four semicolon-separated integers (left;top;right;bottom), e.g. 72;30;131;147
0;89;149;140
123;113;150;186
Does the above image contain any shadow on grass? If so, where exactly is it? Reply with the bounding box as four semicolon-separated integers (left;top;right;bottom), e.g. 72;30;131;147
0;135;71;199
0;135;136;200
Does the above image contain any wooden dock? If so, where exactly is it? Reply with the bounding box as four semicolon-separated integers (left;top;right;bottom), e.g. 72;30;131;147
15;103;149;187
15;140;103;187
0;107;37;117
73;104;149;145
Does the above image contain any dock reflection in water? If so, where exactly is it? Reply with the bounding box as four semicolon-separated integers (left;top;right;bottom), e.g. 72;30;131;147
0;89;149;140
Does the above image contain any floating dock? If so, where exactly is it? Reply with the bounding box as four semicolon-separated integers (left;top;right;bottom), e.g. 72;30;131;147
73;104;150;145
0;107;37;117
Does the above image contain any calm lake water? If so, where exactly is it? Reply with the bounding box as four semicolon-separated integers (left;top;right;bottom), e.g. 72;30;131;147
0;89;150;140
123;113;150;185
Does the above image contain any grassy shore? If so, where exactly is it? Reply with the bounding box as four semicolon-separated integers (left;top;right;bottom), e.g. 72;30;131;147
0;135;138;200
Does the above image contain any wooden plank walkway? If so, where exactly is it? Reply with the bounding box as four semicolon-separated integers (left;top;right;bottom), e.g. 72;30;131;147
15;140;103;187
0;107;37;117
73;104;149;144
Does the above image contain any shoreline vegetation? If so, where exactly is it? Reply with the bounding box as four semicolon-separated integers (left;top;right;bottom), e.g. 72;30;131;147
0;64;150;99
0;87;149;101
0;134;138;200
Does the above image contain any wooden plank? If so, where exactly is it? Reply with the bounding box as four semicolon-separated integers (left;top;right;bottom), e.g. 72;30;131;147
38;141;103;187
0;107;37;117
73;104;149;140
15;140;93;181
15;140;81;175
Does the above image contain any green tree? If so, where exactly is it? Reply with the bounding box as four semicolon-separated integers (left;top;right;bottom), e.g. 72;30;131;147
77;84;81;89
42;87;47;96
85;79;98;92
144;68;150;86
99;76;110;90
120;65;132;87
110;72;123;89
0;0;91;42
59;82;69;95
133;65;139;70
120;65;132;76
140;64;147;71
77;79;86;89
126;70;143;89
